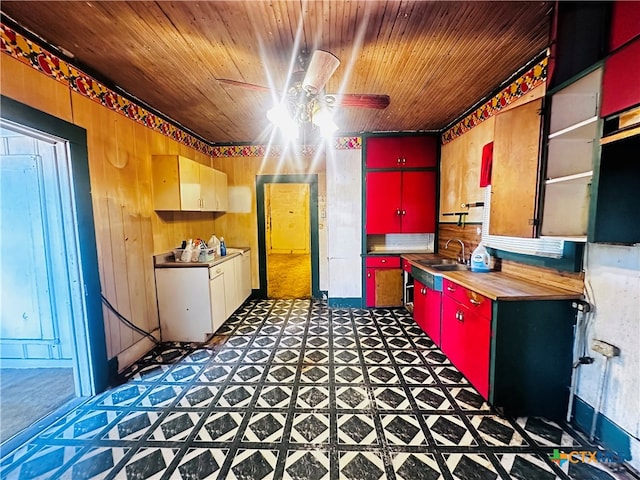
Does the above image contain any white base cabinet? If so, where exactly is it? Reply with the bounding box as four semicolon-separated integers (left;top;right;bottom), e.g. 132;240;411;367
155;250;251;342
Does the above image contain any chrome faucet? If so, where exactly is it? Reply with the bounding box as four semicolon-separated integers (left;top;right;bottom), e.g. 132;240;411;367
445;238;466;264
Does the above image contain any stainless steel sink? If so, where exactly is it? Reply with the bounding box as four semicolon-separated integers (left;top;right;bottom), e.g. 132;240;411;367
417;258;458;266
430;263;469;271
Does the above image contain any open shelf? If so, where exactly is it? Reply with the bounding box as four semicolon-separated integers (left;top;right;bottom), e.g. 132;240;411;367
546;171;593;185
548;116;598;140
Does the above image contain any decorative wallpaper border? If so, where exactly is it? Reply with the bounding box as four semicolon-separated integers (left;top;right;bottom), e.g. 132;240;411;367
1;23;361;158
441;57;548;144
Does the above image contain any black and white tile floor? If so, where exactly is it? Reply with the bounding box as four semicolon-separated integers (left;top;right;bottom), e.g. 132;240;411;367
1;299;636;480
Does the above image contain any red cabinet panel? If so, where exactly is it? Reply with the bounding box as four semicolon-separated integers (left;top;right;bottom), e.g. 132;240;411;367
415;280;443;346
366;171;436;234
365;268;376;307
366;171;402;233
366;135;437;169
601;38;640;117
366;256;401;268
610;1;640;51
402;171;437;233
442;281;492;400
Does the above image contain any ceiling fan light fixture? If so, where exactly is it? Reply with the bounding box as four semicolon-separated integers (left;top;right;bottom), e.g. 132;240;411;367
303;50;340;94
312;103;338;136
267;103;298;137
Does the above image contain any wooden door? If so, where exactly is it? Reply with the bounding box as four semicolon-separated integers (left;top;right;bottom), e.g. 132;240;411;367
374;268;403;307
199;164;216;212
366;171;402;233
178;156;202;210
490;98;542;237
401;171;436;233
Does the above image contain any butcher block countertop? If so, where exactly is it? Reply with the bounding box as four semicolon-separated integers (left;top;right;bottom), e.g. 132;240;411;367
402;253;583;301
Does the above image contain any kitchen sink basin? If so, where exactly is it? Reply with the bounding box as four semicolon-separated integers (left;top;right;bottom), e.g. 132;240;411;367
430;263;469;271
417;258;458;266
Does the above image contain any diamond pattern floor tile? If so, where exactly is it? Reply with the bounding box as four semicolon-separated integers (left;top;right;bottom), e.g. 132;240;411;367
2;299;620;480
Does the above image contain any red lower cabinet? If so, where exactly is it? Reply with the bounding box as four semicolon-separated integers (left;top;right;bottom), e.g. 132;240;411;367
441;280;491;399
414;280;442;346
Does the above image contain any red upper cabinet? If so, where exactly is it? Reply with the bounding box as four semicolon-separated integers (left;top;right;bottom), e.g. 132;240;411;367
601;38;640;117
610;1;640;51
366;171;436;234
366;135;437;169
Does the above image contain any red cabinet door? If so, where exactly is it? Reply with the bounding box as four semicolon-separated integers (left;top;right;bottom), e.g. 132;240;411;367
413;280;427;332
366;171;402;233
610;1;640;51
402;135;438;168
441;295;466;368
460;307;491;399
601;39;640;117
365;268;376;307
366;136;404;168
401;171;437;233
424;286;442;347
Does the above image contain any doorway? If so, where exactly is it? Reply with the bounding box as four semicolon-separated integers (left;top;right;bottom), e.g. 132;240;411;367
256;175;320;299
265;183;311;298
0;97;107;448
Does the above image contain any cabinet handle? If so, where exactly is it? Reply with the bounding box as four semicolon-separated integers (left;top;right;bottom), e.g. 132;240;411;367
402;157;407;164
402;210;406;215
396;208;401;215
469;298;481;306
381;259;387;263
397;157;401;164
367;272;371;278
447;285;456;292
422;288;427;295
456;310;464;322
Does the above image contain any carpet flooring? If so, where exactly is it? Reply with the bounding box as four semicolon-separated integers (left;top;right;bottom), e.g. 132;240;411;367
0;299;636;480
0;367;75;443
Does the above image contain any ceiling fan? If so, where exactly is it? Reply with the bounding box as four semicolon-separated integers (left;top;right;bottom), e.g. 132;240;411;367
217;50;390;136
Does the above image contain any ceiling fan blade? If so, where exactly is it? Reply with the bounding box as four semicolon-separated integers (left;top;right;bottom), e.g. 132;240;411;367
303;50;340;94
216;78;272;93
332;93;391;109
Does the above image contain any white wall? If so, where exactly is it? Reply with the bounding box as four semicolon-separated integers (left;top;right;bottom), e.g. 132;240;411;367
326;146;362;299
577;243;640;469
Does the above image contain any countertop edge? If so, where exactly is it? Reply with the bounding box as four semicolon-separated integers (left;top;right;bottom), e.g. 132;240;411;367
401;253;583;301
154;247;250;268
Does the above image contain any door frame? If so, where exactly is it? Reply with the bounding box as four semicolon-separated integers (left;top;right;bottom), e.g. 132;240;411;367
1;95;109;395
256;174;321;299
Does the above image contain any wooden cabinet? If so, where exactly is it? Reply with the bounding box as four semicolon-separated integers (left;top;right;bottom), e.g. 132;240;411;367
413;279;442;346
366;135;437;169
541;68;601;239
365;171;436;234
441;280;491;399
365;256;402;307
152;155;228;212
490;98;543;237
601;38;640;118
438;278;576;419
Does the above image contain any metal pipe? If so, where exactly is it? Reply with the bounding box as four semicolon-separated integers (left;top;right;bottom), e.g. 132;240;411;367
590;356;610;441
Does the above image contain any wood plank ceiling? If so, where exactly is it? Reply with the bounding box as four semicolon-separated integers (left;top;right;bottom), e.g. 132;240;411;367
1;1;552;144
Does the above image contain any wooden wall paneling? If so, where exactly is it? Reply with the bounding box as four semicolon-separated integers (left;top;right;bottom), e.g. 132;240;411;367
71;93;117;358
102;108;134;352
437;224;483;263
133;122;159;335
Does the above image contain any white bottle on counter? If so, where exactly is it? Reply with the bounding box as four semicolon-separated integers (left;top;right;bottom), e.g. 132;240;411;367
208;234;221;256
181;239;194;262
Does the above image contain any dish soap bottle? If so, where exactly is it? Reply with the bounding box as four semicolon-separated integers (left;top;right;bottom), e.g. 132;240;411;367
470;243;491;273
220;237;227;256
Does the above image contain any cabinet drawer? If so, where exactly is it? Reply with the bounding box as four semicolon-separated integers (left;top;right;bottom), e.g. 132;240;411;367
365;256;400;268
402;259;412;272
443;279;492;319
209;265;224;279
